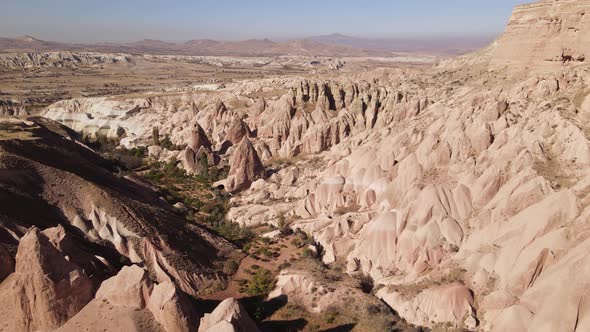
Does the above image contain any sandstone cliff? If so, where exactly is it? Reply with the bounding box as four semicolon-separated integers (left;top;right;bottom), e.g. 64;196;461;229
491;0;590;71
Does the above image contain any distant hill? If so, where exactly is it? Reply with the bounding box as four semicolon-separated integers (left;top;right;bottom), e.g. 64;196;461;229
0;36;393;57
0;35;69;53
307;33;495;55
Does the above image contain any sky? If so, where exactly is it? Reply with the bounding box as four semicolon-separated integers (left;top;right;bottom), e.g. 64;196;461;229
0;0;531;42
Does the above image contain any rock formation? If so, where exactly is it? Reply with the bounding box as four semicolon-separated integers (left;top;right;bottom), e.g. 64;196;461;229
34;51;590;330
225;116;251;145
148;282;199;332
198;298;259;332
0;51;133;69
491;0;590;71
188;123;213;152
221;137;266;192
0;227;94;331
95;265;154;308
377;284;477;329
180;123;216;175
62;265;199;332
268;270;341;313
0;100;29;117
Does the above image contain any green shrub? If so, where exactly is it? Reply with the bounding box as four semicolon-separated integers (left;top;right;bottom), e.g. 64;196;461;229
291;238;303;248
130;146;147;157
82;133;120;152
162;158;186;178
366;303;389;315
259;247;272;258
245;268;276;297
212;221;254;248
223;260;240;275
152;126;160;146
160;135;173;150
357;274;374;294
277;213;294;236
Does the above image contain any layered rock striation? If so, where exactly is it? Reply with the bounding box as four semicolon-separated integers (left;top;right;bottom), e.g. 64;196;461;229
491;0;590;71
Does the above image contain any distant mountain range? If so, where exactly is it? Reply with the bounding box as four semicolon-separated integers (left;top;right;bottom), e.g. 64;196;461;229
0;34;493;57
307;33;495;55
0;35;392;57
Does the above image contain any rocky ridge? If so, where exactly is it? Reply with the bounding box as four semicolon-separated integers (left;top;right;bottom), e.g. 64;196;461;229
1;119;240;295
0;100;29;117
0;51;134;69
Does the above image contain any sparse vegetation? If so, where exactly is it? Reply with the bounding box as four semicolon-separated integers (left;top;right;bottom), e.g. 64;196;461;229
81;132;120;152
81;133;147;170
140;157;254;248
144;158;186;181
533;152;575;190
277;212;293;236
357;273;375;294
159;134;184;150
242;268;276;297
223;260;240;275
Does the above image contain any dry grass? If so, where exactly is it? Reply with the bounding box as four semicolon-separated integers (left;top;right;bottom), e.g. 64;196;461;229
533;154;574;190
264;155;305;169
385;267;467;301
247;88;284;100
225;96;251;110
419;167;457;189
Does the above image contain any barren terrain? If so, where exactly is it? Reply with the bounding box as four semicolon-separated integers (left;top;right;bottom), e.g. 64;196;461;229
0;50;437;113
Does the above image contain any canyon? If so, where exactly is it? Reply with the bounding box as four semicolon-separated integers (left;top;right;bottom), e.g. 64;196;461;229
1;0;590;331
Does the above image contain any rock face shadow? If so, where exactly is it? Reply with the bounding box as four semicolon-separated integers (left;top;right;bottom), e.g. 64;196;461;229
319;323;356;332
191;298;222;315
259;318;308;332
239;294;289;322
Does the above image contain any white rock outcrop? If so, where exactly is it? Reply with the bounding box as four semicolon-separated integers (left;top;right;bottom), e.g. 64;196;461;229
198;298;260;332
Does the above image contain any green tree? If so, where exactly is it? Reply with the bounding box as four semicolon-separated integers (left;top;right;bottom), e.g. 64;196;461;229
152;126;160;146
246;268;276;297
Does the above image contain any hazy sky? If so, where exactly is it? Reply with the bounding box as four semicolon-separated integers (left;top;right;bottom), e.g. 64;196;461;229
0;0;531;42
